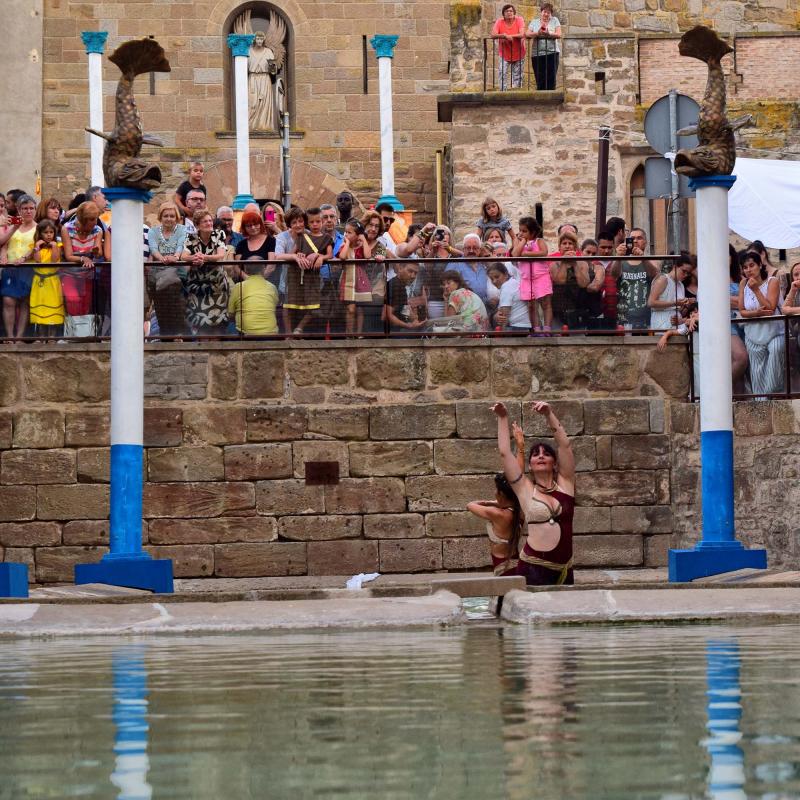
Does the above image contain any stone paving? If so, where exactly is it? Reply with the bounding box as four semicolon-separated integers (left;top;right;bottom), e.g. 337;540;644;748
4;568;800;638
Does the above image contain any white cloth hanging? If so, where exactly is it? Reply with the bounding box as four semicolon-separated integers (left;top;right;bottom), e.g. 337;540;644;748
728;157;800;248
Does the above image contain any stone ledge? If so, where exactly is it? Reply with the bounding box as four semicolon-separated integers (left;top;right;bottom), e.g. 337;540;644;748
437;89;565;122
501;586;800;625
0;336;671;354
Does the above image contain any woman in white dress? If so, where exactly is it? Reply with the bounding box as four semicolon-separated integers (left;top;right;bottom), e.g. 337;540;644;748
648;253;692;331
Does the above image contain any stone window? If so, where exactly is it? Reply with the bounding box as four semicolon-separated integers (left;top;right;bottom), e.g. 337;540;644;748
225;2;294;134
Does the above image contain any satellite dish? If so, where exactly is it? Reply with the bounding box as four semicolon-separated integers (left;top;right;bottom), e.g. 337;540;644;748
644;93;700;156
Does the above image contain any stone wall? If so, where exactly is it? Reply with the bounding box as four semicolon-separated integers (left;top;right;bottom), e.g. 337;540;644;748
671;399;800;568
0;339;695;583
0;0;43;193
445;24;800;241
28;0;800;219
38;0;452;215
448;35;638;240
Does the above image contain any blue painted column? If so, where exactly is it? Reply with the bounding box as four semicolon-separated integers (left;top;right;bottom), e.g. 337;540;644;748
369;35;404;211
703;640;746;799
110;646;152;800
669;175;767;581
80;31;109;187
227;33;256;210
75;188;173;593
0;562;28;598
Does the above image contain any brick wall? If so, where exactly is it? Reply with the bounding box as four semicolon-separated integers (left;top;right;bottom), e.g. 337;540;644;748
735;36;800;102
0;339;690;583
638;38;713;107
638;35;800;106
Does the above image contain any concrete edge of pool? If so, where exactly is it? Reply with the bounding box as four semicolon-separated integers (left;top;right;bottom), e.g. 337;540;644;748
0;590;467;638
500;587;800;624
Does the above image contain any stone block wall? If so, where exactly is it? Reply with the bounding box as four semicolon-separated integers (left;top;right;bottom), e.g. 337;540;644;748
670;399;800;568
449;35;638;239
40;0;451;214
0;339;694;583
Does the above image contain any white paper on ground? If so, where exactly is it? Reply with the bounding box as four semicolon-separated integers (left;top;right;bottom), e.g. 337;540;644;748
345;572;381;590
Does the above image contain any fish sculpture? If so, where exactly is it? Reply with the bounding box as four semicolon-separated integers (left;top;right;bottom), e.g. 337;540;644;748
673;26;751;177
86;38;171;190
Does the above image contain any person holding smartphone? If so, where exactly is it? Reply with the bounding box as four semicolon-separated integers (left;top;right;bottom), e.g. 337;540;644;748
611;227;659;332
526;3;561;90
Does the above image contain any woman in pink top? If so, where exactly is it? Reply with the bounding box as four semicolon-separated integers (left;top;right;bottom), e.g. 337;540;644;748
512;216;551;333
492;4;526;90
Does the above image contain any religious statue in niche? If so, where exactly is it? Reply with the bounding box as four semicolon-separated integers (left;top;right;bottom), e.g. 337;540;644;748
233;8;287;132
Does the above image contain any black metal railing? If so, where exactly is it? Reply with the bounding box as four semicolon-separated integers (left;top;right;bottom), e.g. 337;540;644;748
689;314;800;402
1;254;687;342
482;35;563;93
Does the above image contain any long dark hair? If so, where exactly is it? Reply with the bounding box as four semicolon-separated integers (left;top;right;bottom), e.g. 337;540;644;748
740;249;767;281
495;473;523;558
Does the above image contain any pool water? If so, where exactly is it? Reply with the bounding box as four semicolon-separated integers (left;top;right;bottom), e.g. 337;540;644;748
2;622;800;799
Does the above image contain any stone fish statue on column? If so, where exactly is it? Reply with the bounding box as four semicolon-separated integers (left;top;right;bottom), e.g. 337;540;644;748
673;26;751;177
86;38;171;190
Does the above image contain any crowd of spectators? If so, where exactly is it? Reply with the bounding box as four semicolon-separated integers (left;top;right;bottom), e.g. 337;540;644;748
0;162;796;395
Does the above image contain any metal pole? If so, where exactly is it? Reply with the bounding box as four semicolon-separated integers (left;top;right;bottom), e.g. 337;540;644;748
668;88;681;254
594;126;610;238
281;111;291;212
435;149;444;225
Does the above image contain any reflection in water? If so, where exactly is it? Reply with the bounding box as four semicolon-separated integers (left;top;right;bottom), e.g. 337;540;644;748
110;645;152;800
3;625;800;799
704;640;745;800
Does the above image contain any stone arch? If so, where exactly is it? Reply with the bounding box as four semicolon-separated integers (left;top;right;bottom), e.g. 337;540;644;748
214;1;300;130
202;156;360;211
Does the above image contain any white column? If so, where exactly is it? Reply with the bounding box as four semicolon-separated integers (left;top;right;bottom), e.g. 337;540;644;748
75;186;174;593
109;196;144;455
696;183;734;435
668;174;767;582
369;35;403;211
227;34;255;210
81;31;109;187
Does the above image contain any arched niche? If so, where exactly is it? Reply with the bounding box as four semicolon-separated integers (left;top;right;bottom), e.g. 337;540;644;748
223;2;295;134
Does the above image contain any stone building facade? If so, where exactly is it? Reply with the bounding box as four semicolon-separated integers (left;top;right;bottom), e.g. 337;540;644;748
3;0;799;228
443;0;800;242
1;339;796;584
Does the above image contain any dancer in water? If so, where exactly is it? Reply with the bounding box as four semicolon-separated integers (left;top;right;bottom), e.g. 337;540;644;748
467;472;524;577
492;400;576;585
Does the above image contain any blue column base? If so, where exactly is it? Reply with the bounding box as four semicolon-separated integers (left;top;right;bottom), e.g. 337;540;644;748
75;556;174;594
0;563;29;598
669;543;767;583
376;194;405;211
232;193;256;210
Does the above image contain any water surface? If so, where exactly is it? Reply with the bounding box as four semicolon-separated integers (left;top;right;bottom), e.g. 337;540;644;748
2;622;800;799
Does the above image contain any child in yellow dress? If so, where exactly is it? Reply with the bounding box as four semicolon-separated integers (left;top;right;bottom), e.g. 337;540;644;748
30;219;65;337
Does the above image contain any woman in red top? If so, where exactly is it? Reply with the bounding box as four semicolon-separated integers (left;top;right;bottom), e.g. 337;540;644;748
492;4;526;90
492;400;576;586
